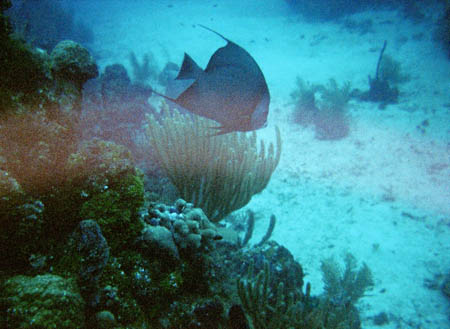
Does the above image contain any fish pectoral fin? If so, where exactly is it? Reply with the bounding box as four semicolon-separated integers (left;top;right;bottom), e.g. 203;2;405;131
176;53;203;80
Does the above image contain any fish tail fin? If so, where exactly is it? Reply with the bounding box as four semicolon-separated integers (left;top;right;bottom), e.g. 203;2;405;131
197;24;230;43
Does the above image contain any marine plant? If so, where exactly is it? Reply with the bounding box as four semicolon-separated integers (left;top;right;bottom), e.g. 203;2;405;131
237;253;373;329
378;54;410;85
321;253;374;306
129;51;159;84
314;78;351;140
291;78;351;140
358;41;399;108
290;77;320;126
145;107;282;222
319;78;352;112
235;210;277;248
237;261;317;329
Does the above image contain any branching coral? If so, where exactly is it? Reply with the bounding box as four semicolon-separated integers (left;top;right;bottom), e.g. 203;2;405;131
145;107;281;222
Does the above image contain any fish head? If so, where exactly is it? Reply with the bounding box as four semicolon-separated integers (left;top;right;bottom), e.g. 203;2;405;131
249;90;269;130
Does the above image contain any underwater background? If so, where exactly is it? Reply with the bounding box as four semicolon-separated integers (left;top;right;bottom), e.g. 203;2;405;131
0;0;449;328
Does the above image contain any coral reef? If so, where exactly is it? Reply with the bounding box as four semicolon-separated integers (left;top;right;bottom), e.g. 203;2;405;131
0;4;375;326
0;36;48;100
0;136;145;274
146;107;282;222
67;139;145;252
72;219;110;307
0;10;50;112
1;274;85;328
0;110;76;194
80;63;154;164
138;199;222;261
51;40;98;90
0;8;103;277
6;0;94;51
0;9;98;194
0;192;46;270
50;40;98;115
1;186;373;328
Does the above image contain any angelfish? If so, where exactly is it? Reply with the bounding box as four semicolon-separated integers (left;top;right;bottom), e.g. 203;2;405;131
153;25;270;135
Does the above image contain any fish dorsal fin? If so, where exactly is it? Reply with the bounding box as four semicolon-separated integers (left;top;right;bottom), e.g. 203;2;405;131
197;24;237;71
176;53;203;80
197;24;230;42
198;25;260;75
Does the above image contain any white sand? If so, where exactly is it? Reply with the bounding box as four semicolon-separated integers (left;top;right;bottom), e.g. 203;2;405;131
76;0;450;327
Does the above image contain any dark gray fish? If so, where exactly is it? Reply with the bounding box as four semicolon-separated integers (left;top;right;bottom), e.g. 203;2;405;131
154;25;270;135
